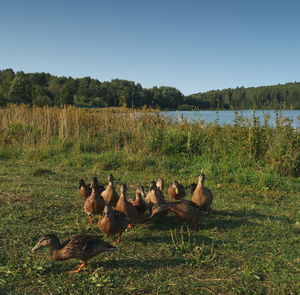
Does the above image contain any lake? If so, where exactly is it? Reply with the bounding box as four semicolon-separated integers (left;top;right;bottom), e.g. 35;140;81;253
164;110;300;128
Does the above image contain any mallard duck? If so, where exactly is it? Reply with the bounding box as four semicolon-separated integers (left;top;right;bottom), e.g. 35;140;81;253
188;183;197;195
101;174;119;207
31;234;116;273
156;178;165;195
168;180;186;201
90;176;105;194
146;181;167;218
84;179;106;224
128;186;147;221
192;174;213;213
150;200;202;231
98;203;129;244
78;179;91;200
115;184;138;227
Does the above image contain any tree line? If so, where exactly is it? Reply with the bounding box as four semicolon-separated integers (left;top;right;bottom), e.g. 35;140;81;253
186;83;300;109
0;69;299;109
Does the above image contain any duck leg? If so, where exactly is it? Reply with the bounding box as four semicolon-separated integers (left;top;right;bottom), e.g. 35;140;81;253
112;234;122;245
193;222;199;232
68;261;88;274
88;215;93;224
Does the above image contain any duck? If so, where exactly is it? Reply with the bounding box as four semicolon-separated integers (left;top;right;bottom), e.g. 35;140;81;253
128;186;147;221
84;179;106;224
98;203;129;244
31;234;117;273
146;181;167;217
156;178;165;198
101;174;119;207
192;174;213;213
188;183;197;195
78;179;91;200
168;180;186;201
115;184;138;227
90;176;105;194
150;200;202;231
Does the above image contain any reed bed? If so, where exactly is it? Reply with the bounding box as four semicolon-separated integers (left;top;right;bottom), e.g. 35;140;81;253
0;104;299;176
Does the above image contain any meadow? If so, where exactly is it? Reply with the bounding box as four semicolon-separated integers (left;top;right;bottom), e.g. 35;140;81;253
0;105;299;295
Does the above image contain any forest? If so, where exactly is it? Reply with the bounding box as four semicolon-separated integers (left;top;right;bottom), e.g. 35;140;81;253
0;68;299;109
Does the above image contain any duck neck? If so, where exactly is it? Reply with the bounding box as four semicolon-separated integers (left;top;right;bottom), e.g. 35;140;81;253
102;204;113;217
107;181;114;189
197;179;204;188
120;192;127;202
49;239;61;259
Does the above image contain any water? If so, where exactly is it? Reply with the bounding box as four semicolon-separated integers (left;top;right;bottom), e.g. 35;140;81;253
164;110;300;128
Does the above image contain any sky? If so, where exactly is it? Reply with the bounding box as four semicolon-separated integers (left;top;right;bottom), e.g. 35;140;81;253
0;0;299;95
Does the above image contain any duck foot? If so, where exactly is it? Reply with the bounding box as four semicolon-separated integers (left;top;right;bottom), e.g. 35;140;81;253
112;238;121;245
127;223;135;229
68;262;87;274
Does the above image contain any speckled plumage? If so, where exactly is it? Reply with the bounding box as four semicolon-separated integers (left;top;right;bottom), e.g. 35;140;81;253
31;234;116;272
115;184;138;224
98;204;129;243
151;200;202;231
101;174;119;207
168;180;186;201
192;174;213;213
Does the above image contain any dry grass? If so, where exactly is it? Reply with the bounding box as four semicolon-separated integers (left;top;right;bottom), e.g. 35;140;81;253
0;105;299;176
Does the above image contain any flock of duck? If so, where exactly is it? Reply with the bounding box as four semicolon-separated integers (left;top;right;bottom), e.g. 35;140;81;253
31;173;213;273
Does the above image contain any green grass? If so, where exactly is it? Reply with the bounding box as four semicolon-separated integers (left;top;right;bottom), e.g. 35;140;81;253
0;149;299;295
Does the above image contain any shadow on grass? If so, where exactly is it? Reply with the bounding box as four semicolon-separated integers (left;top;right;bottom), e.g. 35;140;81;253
213;209;288;222
147;212;259;232
38;257;188;274
131;232;215;247
94;257;186;270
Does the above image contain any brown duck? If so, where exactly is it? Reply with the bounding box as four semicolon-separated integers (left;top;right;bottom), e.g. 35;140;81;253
90;176;105;194
192;174;213;213
146;181;167;217
115;184;138;226
78;179;91;200
156;178;165;193
188;183;197;195
31;234;117;273
98;203;129;244
168;180;186;201
78;177;104;200
101;174;119;207
150;200;202;231
128;185;147;221
84;179;106;224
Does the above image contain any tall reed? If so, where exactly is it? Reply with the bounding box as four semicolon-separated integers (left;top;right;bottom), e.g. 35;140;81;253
0;105;299;176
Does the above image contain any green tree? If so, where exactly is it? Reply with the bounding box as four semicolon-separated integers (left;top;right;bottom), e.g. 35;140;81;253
60;78;78;105
8;72;32;103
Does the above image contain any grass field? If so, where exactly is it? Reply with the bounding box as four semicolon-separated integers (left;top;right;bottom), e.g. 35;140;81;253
0;106;299;294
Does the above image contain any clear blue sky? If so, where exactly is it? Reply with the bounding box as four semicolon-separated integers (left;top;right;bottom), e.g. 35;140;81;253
0;0;299;95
